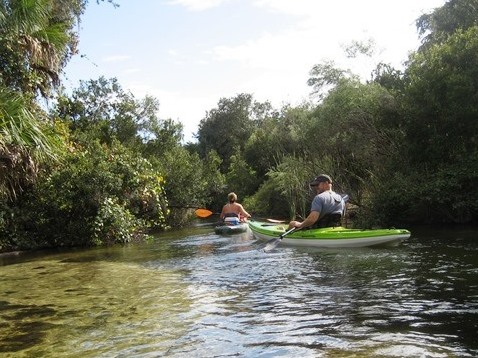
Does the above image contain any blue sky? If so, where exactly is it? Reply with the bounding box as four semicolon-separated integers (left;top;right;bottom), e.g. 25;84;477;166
62;0;445;142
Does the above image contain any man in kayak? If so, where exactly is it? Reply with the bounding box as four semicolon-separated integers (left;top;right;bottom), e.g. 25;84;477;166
288;174;345;229
220;192;252;225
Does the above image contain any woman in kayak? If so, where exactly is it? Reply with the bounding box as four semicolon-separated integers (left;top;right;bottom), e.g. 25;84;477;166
220;192;251;225
288;174;345;229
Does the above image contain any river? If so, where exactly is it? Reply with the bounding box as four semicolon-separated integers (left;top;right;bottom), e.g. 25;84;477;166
1;223;477;357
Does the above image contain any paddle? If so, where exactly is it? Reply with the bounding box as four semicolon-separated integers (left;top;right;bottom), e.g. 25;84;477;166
266;218;286;223
195;208;215;218
195;208;245;219
196;208;279;223
262;227;299;252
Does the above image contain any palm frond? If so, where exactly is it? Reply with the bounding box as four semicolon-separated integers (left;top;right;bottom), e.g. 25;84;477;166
0;86;60;199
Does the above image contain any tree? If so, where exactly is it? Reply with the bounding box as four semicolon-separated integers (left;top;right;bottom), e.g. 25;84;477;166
371;63;405;93
54;77;183;152
267;155;313;220
0;0;73;199
0;0;74;97
404;26;478;169
225;148;259;199
0;87;61;200
417;0;478;50
382;26;478;224
243;104;310;178
0;0;119;200
308;37;379;101
0;0;118;96
307;60;356;100
303;78;406;211
196;93;270;172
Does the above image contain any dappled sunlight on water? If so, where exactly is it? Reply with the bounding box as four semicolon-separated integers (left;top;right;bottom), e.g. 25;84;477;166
0;256;193;357
1;226;477;357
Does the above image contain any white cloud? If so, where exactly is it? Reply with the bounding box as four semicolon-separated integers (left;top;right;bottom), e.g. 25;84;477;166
210;0;445;78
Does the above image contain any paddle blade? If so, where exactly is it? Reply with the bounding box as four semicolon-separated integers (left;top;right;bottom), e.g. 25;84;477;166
266;218;286;223
262;227;297;252
263;238;281;252
195;208;213;218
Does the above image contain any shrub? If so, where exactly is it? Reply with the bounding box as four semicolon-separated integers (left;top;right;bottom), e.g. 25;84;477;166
2;140;168;250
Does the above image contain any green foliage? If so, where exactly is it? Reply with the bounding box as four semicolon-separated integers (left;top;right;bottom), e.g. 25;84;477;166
0;0;79;202
198;150;227;212
404;26;478;169
225;148;259;199
371;63;405;93
416;0;478;50
305;79;405;205
142;117;183;157
243;104;310;177
414;157;478;223
196;93;270;172
93;197;145;245
0;88;59;157
1;140;168;250
267;156;314;220
150;146;225;225
243;179;289;219
0;87;62;200
0;0;74;97
371;5;478;225
0;0;118;96
54;77;181;150
155;147;214;206
307;60;358;100
368;154;478;225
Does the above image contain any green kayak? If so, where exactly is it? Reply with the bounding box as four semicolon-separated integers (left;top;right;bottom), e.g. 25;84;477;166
214;222;248;235
249;221;410;248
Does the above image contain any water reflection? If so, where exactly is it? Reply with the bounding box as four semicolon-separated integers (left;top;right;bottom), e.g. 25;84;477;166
1;226;477;357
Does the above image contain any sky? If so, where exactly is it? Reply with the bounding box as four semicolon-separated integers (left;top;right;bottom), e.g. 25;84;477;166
62;0;446;142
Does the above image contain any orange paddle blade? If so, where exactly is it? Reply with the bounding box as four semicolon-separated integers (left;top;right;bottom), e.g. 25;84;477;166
195;208;213;218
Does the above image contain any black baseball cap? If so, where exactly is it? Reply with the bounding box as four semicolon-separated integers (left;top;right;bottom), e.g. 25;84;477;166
310;174;332;186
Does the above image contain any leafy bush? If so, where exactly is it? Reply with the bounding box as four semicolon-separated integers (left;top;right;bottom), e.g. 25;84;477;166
365;153;478;226
2;140;168;250
93;197;145;245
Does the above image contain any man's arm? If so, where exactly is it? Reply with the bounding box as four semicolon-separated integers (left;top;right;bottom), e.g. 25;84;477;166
289;211;320;229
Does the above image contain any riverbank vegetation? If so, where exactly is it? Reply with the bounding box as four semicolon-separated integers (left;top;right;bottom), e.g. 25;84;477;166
1;0;477;252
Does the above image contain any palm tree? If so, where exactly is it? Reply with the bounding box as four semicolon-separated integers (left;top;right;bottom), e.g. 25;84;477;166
0;0;72;97
0;86;60;199
0;0;72;199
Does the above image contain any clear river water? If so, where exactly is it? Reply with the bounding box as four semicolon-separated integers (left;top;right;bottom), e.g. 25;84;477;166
1;223;477;357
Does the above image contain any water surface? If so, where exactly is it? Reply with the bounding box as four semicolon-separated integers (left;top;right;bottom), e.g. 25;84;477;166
1;225;477;357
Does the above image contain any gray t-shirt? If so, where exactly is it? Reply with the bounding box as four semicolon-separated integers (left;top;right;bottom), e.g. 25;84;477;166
311;190;345;220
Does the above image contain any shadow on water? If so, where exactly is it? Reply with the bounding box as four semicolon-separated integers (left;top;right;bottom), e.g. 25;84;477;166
0;301;58;353
0;224;477;357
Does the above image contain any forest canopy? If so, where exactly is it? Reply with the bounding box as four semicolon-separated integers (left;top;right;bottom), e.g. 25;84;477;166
1;0;477;252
